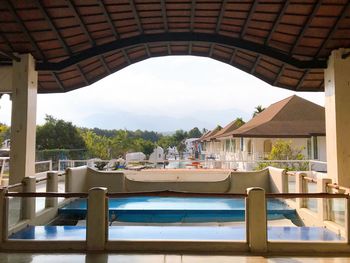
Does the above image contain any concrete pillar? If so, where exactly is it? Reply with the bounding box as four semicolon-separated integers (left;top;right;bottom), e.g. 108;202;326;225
87;187;107;251
9;54;38;185
0;187;8;243
295;172;305;208
246;187;267;253
316;176;332;221
45;172;58;208
324;48;350;187
20;176;36;220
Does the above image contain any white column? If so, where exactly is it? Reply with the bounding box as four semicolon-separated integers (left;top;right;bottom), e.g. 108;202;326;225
9;54;38;185
20;176;36;220
45;172;58;208
87;187;107;251
246;187;267;253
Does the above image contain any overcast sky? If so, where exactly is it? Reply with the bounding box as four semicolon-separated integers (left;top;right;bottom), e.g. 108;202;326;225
0;56;324;132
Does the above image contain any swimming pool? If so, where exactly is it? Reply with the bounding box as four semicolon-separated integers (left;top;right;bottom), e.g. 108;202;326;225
58;196;297;223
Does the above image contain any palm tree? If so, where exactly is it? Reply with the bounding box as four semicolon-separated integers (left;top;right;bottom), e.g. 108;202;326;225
253;105;265;117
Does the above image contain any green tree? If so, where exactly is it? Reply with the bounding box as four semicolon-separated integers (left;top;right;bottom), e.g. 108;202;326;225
80;130;110;159
256;140;308;171
253;105;265;117
0;123;10;146
188;127;202;138
36;115;85;150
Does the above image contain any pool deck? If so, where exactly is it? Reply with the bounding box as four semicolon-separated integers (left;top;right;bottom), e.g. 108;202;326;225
9;225;344;242
1;253;350;263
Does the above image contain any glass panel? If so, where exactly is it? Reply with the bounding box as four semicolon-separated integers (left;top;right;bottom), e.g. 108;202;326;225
8;197;21;227
305;181;317;213
267;197;344;242
108;196;246;241
8;197;87;240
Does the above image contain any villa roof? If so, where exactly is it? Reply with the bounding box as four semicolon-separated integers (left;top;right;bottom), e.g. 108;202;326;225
231;95;325;138
0;1;349;93
201;126;222;141
214;119;245;139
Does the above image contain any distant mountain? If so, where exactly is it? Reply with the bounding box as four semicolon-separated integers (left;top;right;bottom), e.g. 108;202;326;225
80;108;250;132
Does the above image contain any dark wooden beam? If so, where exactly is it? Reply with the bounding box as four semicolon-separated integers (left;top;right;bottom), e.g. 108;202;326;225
250;56;261;74
36;32;328;71
251;1;289;75
66;0;94;46
189;42;192;55
240;0;259;38
265;1;290;45
315;2;350;57
190;0;196;31
98;0;119;38
0;31;19;61
98;0;130;66
289;1;322;55
4;0;44;60
216;0;227;33
209;44;214;57
229;49;237;64
167;43;172;55
295;70;309;91
273;64;285;86
122;49;131;64
160;0;168;32
51;71;65;91
144;44;151;57
37;0;88;88
130;0;143;34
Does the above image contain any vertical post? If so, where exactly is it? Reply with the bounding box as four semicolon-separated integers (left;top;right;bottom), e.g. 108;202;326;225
87;187;107;251
9;54;38;184
0;188;8;243
316;176;332;221
324;48;350;187
45;172;58;208
346;197;350;243
246;187;267;253
295;172;305;208
20;176;36;220
49;160;53;171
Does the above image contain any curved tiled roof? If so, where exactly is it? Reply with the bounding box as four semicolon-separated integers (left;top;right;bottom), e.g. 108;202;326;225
0;1;349;93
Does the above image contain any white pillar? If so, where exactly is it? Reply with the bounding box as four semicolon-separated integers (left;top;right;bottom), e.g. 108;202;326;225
20;176;36;220
87;187;107;251
9;54;38;185
324;49;350;187
316;176;332;221
246;187;267;253
45;172;58;208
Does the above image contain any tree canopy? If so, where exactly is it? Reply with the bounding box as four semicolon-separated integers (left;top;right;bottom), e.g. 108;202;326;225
36;115;86;150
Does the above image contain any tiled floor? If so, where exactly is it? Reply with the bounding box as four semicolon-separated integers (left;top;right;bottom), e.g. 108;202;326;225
0;253;350;263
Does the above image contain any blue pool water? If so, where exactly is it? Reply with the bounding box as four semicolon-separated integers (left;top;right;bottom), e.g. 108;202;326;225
59;197;296;223
9;225;344;242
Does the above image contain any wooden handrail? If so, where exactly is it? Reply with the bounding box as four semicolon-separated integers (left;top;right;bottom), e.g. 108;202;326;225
266;192;349;199
107;191;248;198
4;191;348;199
303;176;317;183
6;183;23;189
327;183;350;192
5;192;88;198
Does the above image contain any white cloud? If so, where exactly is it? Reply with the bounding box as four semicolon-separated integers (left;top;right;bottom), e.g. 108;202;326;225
0;56;324;130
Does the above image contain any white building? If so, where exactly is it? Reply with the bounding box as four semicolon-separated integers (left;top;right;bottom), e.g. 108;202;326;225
125;152;146;163
201;96;327;171
149;146;165;163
